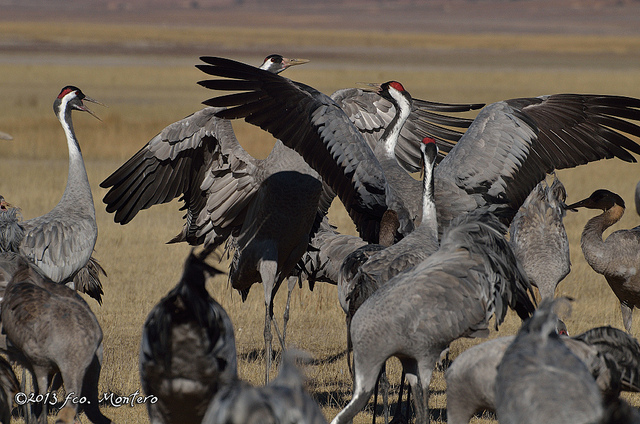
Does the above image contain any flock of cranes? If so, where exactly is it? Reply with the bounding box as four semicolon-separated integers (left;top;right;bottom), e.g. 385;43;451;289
1;51;640;424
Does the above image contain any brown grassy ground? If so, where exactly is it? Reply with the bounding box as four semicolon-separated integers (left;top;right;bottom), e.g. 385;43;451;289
0;22;640;424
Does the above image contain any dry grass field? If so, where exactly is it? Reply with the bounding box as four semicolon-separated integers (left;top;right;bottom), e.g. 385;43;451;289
1;15;640;424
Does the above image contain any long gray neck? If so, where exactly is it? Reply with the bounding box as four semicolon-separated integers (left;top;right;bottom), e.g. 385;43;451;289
56;105;94;216
379;93;411;160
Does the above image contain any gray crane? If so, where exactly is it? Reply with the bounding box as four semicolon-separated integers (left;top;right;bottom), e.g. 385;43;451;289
202;350;327;424
197;58;640;238
0;194;105;303
495;298;640;424
9;86;102;289
1;257;110;424
140;250;237;424
509;174;571;299
336;137;438;424
567;189;640;333
339;137;440;319
338;137;438;373
329;211;535;424
446;325;640;424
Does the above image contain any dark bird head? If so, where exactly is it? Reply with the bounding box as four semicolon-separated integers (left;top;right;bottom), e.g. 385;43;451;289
258;54;309;74
53;86;104;121
565;189;626;212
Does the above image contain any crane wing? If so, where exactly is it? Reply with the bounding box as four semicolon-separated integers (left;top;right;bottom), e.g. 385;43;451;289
332;87;483;172
101;107;261;247
436;94;640;225
20;215;96;284
197;56;404;243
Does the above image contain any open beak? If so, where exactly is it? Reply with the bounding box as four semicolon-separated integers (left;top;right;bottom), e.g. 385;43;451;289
358;82;383;93
80;96;106;121
565;198;590;211
283;57;310;68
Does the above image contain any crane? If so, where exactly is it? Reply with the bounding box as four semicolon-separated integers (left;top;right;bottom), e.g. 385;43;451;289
1;257;110;424
566;189;640;333
202;350;327;424
11;86;103;287
495;298;640;424
509;174;571;299
330;211;535;424
0;194;105;302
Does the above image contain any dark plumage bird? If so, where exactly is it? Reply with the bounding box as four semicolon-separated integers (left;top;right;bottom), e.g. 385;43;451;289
567;189;640;333
140;250;236;424
0;356;18;424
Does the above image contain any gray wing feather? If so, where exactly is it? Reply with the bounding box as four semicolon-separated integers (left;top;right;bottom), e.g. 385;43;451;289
20;214;96;284
437;95;640;226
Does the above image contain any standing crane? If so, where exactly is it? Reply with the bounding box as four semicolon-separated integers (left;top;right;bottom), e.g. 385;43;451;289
339;137;440;317
336;137;438;424
140;250;237;424
509;174;571;299
566;189;640;333
330;211;535;424
11;86;103;287
197;57;640;237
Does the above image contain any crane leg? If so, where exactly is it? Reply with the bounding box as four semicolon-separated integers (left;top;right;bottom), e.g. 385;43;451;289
621;301;634;333
330;356;381;424
281;276;298;348
389;369;408;424
261;259;278;384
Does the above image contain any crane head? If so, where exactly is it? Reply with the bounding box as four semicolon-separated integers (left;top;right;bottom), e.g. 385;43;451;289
565;189;626;212
259;54;310;74
55;86;105;121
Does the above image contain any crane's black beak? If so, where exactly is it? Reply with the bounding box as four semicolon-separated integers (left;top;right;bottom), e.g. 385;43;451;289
565;198;590;211
561;201;578;213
